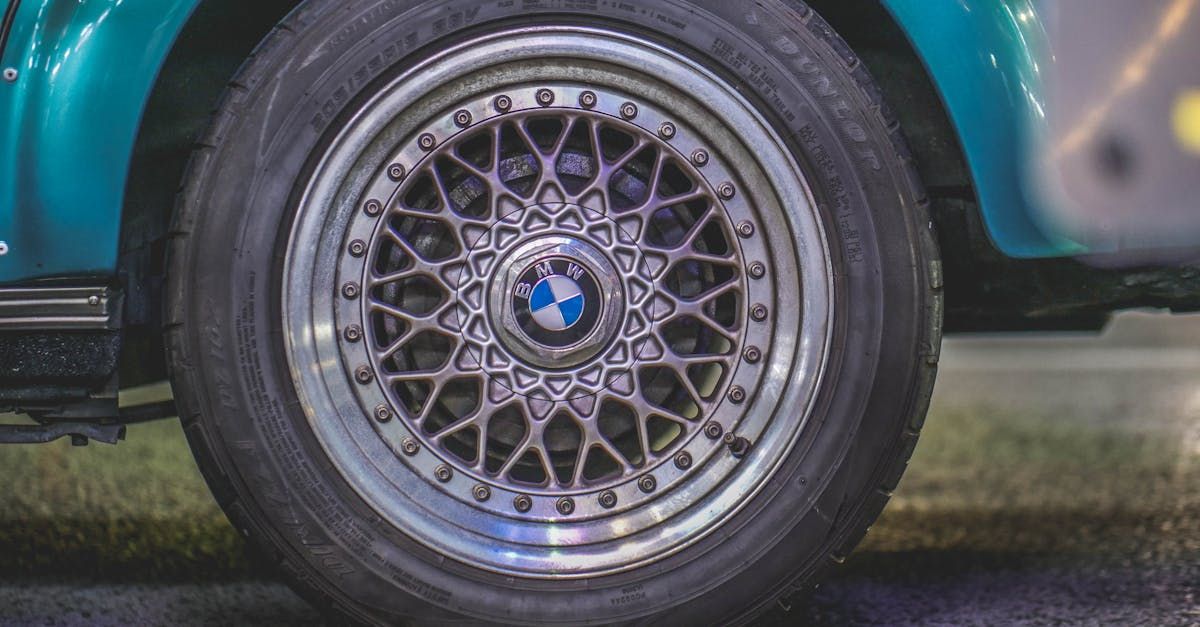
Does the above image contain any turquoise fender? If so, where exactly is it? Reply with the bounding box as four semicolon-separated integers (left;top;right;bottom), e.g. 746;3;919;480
0;0;1082;285
0;0;199;284
881;0;1086;258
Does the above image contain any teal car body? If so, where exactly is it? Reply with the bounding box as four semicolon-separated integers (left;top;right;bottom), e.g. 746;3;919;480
881;0;1084;259
0;0;1148;285
0;0;198;284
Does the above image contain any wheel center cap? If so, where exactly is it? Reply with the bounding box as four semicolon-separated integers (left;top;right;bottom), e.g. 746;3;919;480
516;258;597;338
455;203;657;407
494;237;623;369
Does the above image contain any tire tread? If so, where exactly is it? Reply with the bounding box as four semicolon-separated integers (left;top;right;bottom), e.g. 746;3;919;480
741;2;942;621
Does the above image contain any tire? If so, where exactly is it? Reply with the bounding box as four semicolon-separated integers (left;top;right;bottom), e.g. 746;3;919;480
165;0;942;624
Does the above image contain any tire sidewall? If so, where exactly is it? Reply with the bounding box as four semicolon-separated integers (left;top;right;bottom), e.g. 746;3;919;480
169;0;928;623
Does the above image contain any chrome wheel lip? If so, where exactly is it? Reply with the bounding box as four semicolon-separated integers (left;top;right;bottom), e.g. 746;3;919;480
283;26;832;578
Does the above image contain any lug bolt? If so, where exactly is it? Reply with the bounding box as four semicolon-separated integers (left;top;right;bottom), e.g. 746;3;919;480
401;437;419;455
659;122;677;140
513;494;533;513
348;239;367;257
374;404;392;423
674;451;693;470
343;325;363;343
418;133;436;151
728;385;746;404
637;474;657;493
556;497;575;515
704;421;724;439
620;102;639;120
453;109;472;127
494;95;513;112
748;262;767;279
691;149;710;166
718;182;736;200
744;346;763;363
434;464;453;482
737;221;755;238
579;91;598;108
751;304;769;322
536;89;555;106
387;163;406;181
598;490;618;509
364;199;383;217
342;282;360;299
354;365;374;384
473;484;491;502
723;432;751;458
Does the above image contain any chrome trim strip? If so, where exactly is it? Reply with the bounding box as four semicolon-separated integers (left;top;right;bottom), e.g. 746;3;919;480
0;286;116;330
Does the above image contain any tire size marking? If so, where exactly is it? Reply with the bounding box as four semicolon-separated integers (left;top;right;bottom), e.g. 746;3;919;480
798;125;865;265
709;37;796;125
609;583;647;607
710;25;869;266
518;0;600;12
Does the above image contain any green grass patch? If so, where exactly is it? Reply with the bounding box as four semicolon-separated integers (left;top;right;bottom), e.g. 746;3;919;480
0;402;1196;581
0;419;249;581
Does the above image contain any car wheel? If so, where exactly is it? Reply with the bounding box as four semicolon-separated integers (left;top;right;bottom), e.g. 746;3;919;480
166;0;941;623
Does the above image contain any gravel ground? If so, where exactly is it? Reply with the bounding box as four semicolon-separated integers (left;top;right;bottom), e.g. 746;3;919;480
1;312;1198;625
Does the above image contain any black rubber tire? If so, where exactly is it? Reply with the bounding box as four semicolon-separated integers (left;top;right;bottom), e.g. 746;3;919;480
165;1;942;624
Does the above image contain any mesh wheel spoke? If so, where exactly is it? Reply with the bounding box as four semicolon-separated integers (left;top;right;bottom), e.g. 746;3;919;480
357;94;751;499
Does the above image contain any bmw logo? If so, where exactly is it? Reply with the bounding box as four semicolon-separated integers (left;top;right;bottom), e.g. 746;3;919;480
529;275;586;331
512;257;604;348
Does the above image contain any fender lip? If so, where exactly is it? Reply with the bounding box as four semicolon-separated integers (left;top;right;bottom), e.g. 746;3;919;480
0;0;21;62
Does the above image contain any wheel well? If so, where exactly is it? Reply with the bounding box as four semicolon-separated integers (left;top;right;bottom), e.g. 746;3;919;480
806;0;975;195
804;0;1003;315
805;1;1200;331
118;0;303;385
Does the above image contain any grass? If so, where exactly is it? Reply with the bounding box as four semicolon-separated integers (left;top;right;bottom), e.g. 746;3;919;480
0;419;249;581
856;406;1200;574
0;402;1196;582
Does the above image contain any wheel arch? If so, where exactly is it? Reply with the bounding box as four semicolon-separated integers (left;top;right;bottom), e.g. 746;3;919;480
117;0;1062;381
816;0;1083;259
804;0;978;231
119;0;978;380
118;0;303;384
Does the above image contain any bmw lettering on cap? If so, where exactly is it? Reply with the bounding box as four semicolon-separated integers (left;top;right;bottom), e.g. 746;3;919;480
512;257;604;348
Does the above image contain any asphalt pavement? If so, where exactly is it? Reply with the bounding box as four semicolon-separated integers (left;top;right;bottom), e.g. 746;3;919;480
2;312;1199;626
